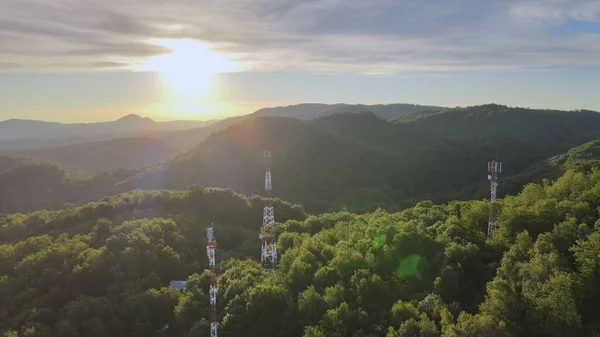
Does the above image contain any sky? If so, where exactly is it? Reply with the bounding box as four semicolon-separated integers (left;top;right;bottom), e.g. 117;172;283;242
1;0;600;122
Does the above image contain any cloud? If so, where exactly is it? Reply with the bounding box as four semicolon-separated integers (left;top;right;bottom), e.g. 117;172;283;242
0;62;21;70
1;0;600;73
511;0;600;22
88;61;133;69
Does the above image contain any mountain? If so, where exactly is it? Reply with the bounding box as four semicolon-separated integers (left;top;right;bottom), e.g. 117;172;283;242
498;138;600;195
0;119;68;140
2;104;600;215
0;112;470;213
126;112;485;212
396;104;600;174
438;136;600;205
126;106;600;212
155;103;443;152
5;137;178;173
0;114;214;150
0;160;137;213
252;103;443;120
0;103;440;152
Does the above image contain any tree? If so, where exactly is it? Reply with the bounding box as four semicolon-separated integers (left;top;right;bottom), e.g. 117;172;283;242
298;286;328;326
242;285;295;337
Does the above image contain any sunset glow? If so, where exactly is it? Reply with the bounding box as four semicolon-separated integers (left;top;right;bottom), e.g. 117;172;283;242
139;39;236;98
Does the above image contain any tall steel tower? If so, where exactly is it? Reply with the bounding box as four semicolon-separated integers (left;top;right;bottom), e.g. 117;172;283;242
206;227;217;337
260;150;277;271
487;160;502;238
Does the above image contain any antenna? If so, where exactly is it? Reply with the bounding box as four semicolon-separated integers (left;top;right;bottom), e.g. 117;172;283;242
207;226;217;337
260;150;277;271
487;160;502;237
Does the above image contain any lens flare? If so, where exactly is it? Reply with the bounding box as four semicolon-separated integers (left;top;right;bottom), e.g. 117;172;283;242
372;234;387;249
396;254;421;279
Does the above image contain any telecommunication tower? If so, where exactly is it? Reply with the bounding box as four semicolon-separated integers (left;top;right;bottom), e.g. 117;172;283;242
487;160;502;238
260;150;277;271
206;227;217;337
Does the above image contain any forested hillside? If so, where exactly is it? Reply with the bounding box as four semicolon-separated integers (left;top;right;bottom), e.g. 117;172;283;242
131;105;600;212
1;105;599;214
136;112;484;212
499;138;600;197
397;104;600;176
157;103;443;152
0;155;29;174
3;168;600;336
6;137;178;173
444;137;600;204
0;162;126;213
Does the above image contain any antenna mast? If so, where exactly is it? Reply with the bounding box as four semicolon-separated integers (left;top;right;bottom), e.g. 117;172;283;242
207;227;217;337
487;160;502;237
260;150;277;271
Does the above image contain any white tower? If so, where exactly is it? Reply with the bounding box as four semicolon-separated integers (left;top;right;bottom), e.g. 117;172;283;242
206;227;217;337
487;160;502;238
260;150;277;271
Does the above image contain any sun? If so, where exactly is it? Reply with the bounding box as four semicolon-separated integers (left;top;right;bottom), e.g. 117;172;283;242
139;39;235;97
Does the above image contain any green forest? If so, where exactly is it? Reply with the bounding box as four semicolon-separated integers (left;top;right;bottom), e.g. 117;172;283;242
3;167;600;336
3;104;600;336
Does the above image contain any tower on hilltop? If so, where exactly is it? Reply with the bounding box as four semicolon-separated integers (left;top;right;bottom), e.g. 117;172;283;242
487;160;502;238
207;227;217;337
260;150;277;271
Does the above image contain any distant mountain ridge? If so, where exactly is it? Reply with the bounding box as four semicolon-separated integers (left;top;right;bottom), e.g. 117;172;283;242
153;103;446;151
0;103;438;151
0;114;214;145
2;104;600;214
251;103;444;120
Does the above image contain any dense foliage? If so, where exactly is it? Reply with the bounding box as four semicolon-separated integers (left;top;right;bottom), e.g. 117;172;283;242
0;187;306;336
3;168;600;336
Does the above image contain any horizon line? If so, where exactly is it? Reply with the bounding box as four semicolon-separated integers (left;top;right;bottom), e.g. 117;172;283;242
2;102;599;124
